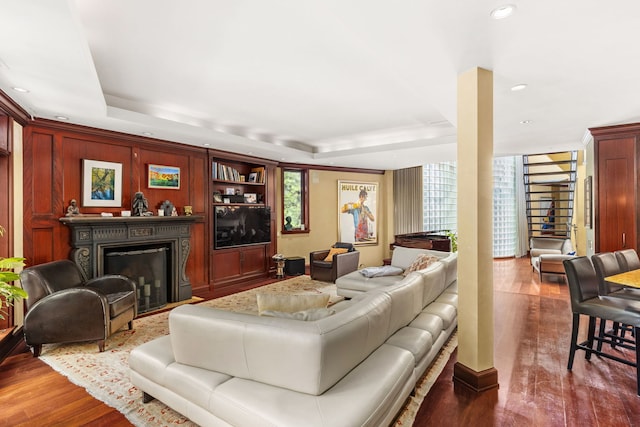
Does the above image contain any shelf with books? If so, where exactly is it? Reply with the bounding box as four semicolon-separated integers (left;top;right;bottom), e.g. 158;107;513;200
207;150;277;292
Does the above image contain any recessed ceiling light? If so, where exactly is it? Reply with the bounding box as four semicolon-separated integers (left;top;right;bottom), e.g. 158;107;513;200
12;87;29;93
520;120;532;124
511;83;527;91
203;143;210;147
490;4;516;20
142;131;153;136
54;115;68;120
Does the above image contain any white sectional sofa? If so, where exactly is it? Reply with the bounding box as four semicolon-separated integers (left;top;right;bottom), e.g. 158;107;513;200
129;247;458;427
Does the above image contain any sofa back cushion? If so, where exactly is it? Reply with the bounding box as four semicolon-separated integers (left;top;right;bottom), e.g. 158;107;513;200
379;272;424;335
169;292;395;396
415;262;447;307
390;246;449;270
439;251;458;287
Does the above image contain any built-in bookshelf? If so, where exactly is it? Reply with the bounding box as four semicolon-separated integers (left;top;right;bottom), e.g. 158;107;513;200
211;161;266;205
208;151;277;294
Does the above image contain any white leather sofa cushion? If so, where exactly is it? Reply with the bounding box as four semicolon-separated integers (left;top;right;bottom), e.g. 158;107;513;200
168;291;397;396
422;302;457;330
379;273;424;335
439;251;458;287
129;336;233;407
409;312;443;338
386;326;433;364
208;344;415;427
416;262;446;307
436;292;458;306
335;272;404;293
129;335;177;383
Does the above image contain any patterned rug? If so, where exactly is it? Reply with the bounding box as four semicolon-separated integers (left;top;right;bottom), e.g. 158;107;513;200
38;275;457;426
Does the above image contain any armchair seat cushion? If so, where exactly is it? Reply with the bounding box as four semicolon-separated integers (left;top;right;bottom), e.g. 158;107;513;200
312;260;333;268
107;291;137;318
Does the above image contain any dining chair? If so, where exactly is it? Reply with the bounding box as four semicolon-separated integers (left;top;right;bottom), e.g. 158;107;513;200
563;256;640;395
615;249;640;272
591;252;640;349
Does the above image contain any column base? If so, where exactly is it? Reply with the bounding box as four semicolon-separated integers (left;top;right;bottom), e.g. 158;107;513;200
453;362;499;393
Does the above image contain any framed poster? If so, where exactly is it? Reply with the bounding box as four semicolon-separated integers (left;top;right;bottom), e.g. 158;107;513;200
338;180;378;245
148;164;180;189
82;159;122;207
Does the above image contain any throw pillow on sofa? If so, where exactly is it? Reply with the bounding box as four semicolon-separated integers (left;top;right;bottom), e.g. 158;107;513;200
256;293;330;314
324;247;348;261
404;254;440;275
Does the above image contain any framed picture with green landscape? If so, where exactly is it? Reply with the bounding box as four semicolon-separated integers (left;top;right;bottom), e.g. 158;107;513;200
82;159;122;207
148;164;180;189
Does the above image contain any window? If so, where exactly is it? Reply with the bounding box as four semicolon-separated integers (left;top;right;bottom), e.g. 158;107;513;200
422;162;457;233
492;157;516;257
281;167;309;233
422;157;518;257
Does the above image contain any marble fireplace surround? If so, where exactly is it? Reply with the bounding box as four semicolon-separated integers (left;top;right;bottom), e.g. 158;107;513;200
59;215;200;303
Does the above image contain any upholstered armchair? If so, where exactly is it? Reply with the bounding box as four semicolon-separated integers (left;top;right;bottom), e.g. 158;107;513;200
309;242;360;282
530;237;575;280
20;260;137;357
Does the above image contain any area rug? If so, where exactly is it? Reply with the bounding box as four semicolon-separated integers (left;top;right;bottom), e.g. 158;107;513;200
38;275;457;426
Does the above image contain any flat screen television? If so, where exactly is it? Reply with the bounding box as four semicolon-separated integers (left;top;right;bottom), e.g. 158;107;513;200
214;205;271;249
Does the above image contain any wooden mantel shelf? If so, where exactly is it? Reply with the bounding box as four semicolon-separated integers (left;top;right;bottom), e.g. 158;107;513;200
59;215;203;225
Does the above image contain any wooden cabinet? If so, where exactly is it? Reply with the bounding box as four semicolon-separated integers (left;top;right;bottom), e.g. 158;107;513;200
208;151;277;295
591;123;640;253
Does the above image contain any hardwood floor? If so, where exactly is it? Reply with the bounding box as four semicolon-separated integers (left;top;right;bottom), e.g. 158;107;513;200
416;257;640;427
1;257;639;426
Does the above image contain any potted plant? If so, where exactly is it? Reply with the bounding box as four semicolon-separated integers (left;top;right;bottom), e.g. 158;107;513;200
444;230;458;253
0;225;27;320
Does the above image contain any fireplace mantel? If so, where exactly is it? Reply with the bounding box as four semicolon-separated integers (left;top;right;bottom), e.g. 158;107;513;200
60;215;202;302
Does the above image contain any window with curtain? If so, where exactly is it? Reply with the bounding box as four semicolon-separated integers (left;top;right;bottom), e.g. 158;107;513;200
422;157;517;256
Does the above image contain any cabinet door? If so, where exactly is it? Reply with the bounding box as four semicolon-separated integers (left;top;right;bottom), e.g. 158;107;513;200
241;245;267;275
596;137;637;252
212;250;242;281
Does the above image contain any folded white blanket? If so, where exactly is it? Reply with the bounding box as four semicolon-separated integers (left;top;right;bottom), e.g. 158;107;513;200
359;265;404;278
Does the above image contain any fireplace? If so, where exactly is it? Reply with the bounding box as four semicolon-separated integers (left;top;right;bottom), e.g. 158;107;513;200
104;244;170;313
60;216;199;310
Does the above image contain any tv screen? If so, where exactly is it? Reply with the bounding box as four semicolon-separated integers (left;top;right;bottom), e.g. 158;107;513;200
214;206;271;249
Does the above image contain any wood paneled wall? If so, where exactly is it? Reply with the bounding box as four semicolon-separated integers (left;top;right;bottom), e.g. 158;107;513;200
22;120;210;293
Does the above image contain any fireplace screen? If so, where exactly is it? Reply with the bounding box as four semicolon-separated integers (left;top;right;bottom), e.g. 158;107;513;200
104;246;169;313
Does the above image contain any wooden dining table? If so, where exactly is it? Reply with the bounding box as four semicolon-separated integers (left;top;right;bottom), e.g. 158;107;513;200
605;269;640;288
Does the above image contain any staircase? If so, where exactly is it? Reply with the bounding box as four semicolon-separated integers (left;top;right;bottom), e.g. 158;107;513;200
523;151;578;239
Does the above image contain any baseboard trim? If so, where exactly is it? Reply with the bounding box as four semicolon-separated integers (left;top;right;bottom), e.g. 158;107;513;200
452;362;499;393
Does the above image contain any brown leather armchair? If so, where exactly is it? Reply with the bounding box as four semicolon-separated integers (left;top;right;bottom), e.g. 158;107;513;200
20;259;137;356
309;242;360;282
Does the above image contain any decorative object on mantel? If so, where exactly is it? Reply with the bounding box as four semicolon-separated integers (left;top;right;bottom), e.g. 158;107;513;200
160;200;175;217
183;205;193;216
65;199;80;216
132;191;152;216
